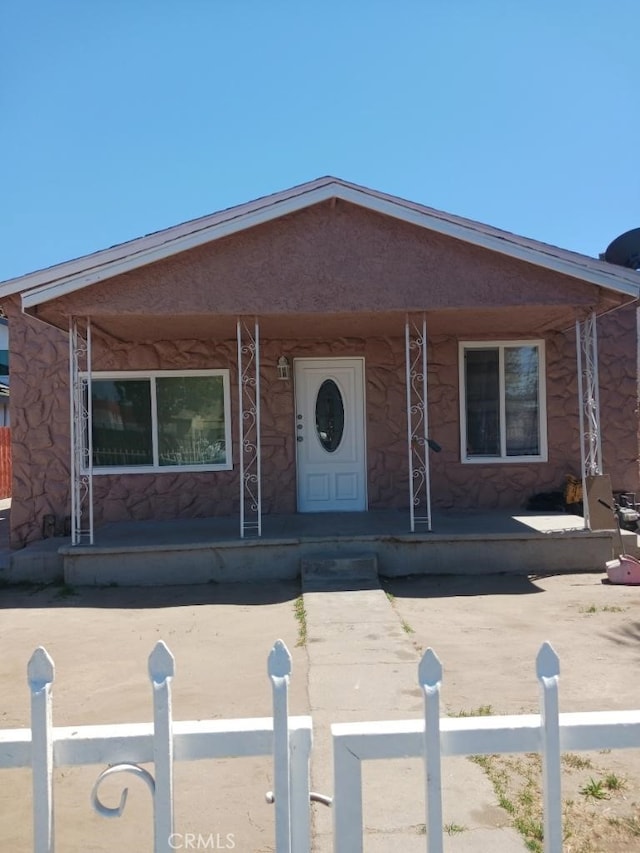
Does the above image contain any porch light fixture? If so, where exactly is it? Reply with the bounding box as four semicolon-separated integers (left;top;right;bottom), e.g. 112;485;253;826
277;356;291;381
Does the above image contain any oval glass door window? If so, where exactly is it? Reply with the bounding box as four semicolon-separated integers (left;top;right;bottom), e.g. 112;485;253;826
315;379;345;452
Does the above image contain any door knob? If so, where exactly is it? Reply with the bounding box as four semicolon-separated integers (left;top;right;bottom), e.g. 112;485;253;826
297;436;304;442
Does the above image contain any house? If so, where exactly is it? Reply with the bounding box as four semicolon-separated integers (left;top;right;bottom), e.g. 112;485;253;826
0;178;638;582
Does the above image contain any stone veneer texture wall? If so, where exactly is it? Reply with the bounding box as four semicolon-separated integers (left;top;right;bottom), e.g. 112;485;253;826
5;298;639;548
598;304;639;494
5;297;71;547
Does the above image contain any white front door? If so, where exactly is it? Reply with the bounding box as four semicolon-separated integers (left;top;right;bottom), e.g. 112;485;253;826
294;358;367;512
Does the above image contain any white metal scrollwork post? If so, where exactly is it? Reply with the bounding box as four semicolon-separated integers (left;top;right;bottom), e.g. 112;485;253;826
69;316;94;545
237;318;262;537
576;312;602;529
405;313;432;532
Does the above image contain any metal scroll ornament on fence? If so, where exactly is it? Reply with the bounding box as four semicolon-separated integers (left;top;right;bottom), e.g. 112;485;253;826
7;638;640;853
88;640;175;849
91;763;156;818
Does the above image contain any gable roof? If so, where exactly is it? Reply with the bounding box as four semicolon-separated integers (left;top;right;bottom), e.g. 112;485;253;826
1;176;639;309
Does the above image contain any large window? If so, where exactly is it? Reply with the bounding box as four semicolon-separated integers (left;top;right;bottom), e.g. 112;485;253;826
87;371;232;473
459;341;547;463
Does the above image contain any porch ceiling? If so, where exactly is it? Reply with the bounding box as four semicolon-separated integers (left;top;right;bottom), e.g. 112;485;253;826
50;304;599;343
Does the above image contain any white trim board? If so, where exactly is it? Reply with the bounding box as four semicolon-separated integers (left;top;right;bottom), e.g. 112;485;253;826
85;369;232;475
458;339;548;464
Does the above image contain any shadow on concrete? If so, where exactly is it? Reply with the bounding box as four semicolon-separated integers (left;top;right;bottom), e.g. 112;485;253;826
381;573;546;598
0;579;301;610
602;619;640;653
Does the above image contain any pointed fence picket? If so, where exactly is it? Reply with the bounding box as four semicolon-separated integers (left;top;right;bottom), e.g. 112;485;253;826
0;639;312;853
27;647;55;853
538;642;562;851
2;640;640;852
269;640;293;853
333;641;640;853
149;640;175;852
420;648;444;853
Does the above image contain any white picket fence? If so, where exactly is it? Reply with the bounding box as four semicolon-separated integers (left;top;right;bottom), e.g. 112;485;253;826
0;640;313;853
1;640;640;853
333;643;640;852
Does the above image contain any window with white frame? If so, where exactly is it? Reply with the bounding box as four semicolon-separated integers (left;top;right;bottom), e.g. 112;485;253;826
86;370;232;473
459;341;547;463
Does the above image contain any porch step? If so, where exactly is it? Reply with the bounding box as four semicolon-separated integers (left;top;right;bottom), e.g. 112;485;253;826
300;551;379;590
6;538;65;584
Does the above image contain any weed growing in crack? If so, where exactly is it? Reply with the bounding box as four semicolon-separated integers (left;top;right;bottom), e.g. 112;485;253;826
443;822;466;835
451;704;493;717
293;596;307;647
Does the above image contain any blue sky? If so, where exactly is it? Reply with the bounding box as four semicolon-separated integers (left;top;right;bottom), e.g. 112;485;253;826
2;1;639;280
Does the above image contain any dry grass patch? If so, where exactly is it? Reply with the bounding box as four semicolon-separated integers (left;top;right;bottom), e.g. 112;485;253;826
471;750;640;852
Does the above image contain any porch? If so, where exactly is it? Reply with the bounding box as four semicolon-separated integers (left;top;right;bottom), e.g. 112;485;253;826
4;178;639;566
7;508;617;586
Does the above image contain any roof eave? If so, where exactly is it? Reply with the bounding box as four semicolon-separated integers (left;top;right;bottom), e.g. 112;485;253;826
3;178;639;309
0;177;340;300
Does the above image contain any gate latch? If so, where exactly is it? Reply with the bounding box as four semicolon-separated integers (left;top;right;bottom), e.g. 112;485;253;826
265;790;332;807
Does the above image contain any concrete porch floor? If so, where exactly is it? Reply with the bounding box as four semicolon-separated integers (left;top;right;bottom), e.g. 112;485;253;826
3;507;621;586
94;507;590;543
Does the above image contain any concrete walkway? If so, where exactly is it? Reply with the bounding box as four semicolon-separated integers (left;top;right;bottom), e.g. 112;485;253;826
302;577;526;852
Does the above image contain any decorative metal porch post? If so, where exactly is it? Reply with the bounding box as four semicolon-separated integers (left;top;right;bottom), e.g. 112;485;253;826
405;313;432;532
575;312;602;529
69;316;94;545
237;318;262;538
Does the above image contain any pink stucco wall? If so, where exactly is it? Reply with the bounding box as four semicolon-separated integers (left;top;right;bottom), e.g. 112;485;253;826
6;295;639;549
39;201;609;330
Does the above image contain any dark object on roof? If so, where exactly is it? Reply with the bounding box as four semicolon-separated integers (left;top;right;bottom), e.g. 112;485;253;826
604;228;640;270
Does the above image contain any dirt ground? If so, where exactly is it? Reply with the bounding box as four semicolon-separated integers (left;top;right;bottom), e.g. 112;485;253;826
0;582;308;853
385;573;640;852
1;572;639;852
